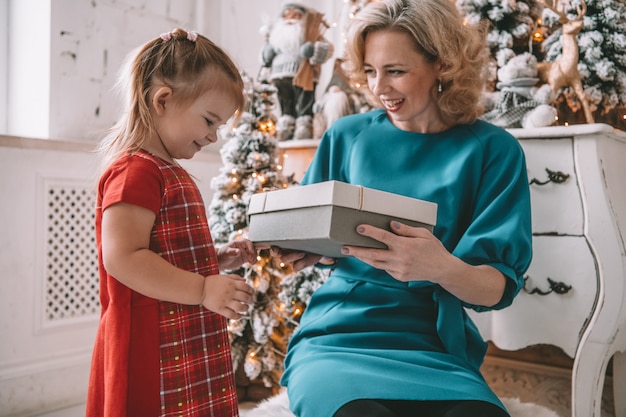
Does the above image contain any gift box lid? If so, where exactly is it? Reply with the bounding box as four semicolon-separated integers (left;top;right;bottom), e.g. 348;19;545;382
247;180;437;225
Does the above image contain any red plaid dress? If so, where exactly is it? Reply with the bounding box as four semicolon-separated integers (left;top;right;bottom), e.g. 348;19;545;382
88;150;238;417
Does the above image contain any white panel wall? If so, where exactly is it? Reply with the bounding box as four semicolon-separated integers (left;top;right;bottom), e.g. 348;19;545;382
0;137;222;416
0;138;100;416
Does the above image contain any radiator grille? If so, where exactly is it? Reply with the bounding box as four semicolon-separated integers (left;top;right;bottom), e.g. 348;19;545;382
44;182;99;322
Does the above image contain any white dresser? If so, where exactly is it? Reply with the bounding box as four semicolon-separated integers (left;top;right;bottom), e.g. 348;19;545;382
279;123;626;417
469;123;626;417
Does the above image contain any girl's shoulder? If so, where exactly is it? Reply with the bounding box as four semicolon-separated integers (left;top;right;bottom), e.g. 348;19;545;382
99;151;165;213
107;150;185;177
105;151;155;175
108;149;160;167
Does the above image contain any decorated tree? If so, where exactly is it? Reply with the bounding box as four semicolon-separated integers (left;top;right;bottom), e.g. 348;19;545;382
208;73;328;401
209;77;286;245
540;0;626;125
456;0;542;68
455;0;626;128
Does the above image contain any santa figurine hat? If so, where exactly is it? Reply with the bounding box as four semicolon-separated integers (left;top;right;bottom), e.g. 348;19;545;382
281;3;308;14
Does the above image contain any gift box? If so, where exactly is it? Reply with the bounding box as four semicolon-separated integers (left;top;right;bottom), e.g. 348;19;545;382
247;181;437;258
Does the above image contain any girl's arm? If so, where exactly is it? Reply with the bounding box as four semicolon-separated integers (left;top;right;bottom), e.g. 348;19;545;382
101;202;254;318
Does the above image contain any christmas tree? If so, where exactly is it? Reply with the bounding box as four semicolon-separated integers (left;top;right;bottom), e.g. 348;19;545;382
209;76;287;245
540;0;626;125
456;0;626;128
208;73;328;401
455;0;542;68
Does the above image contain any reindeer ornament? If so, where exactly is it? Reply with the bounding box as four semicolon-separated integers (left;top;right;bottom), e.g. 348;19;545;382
538;0;594;123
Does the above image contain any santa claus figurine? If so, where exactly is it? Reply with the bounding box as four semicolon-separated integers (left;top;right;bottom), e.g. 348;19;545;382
261;3;334;140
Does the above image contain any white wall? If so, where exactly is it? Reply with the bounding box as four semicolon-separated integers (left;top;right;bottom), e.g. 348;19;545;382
3;0;342;142
0;0;8;133
6;0;51;139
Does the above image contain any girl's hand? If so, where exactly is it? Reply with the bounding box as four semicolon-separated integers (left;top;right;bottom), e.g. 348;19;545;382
270;247;334;271
201;274;255;320
217;239;258;270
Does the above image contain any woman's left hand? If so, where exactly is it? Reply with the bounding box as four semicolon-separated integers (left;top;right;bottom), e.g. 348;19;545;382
341;221;454;283
217;239;258;270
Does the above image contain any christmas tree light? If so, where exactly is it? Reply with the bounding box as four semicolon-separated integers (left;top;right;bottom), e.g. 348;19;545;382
208;73;328;401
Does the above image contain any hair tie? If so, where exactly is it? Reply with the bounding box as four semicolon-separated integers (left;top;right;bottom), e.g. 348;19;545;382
160;32;172;41
187;31;198;42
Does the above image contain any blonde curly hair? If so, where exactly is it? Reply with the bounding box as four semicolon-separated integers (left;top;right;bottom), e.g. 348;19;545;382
343;0;490;125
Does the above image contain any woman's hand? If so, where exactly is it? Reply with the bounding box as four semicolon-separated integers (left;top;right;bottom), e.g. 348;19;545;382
342;221;507;307
217;239;258;271
342;221;452;283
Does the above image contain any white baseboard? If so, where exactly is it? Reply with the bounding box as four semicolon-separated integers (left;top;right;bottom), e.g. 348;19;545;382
0;353;90;417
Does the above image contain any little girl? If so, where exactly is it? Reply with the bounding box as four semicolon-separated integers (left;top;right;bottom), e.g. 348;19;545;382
87;28;256;416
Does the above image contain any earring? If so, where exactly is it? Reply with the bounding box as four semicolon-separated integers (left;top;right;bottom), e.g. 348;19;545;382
438;81;443;93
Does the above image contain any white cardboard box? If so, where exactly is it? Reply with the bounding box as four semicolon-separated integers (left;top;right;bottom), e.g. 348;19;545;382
247;181;437;258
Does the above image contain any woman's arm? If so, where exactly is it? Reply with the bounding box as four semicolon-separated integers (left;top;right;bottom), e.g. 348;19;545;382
342;221;507;307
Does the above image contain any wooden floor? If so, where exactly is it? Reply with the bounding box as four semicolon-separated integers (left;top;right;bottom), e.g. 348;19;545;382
482;344;615;417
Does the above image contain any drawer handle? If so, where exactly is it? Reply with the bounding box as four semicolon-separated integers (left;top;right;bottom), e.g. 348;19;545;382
523;276;572;296
529;168;570;186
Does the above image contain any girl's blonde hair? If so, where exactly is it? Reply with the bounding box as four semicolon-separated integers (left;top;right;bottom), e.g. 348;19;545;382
344;0;490;125
97;28;244;175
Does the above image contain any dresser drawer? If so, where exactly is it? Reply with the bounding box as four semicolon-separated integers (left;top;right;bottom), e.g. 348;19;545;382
475;235;597;357
519;139;583;235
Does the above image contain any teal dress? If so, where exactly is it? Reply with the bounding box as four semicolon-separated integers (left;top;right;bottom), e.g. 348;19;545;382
280;110;532;417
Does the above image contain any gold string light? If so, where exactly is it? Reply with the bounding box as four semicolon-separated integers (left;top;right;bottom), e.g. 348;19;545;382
531;18;545;43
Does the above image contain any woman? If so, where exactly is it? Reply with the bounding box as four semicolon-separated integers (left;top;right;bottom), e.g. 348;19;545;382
277;0;533;416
